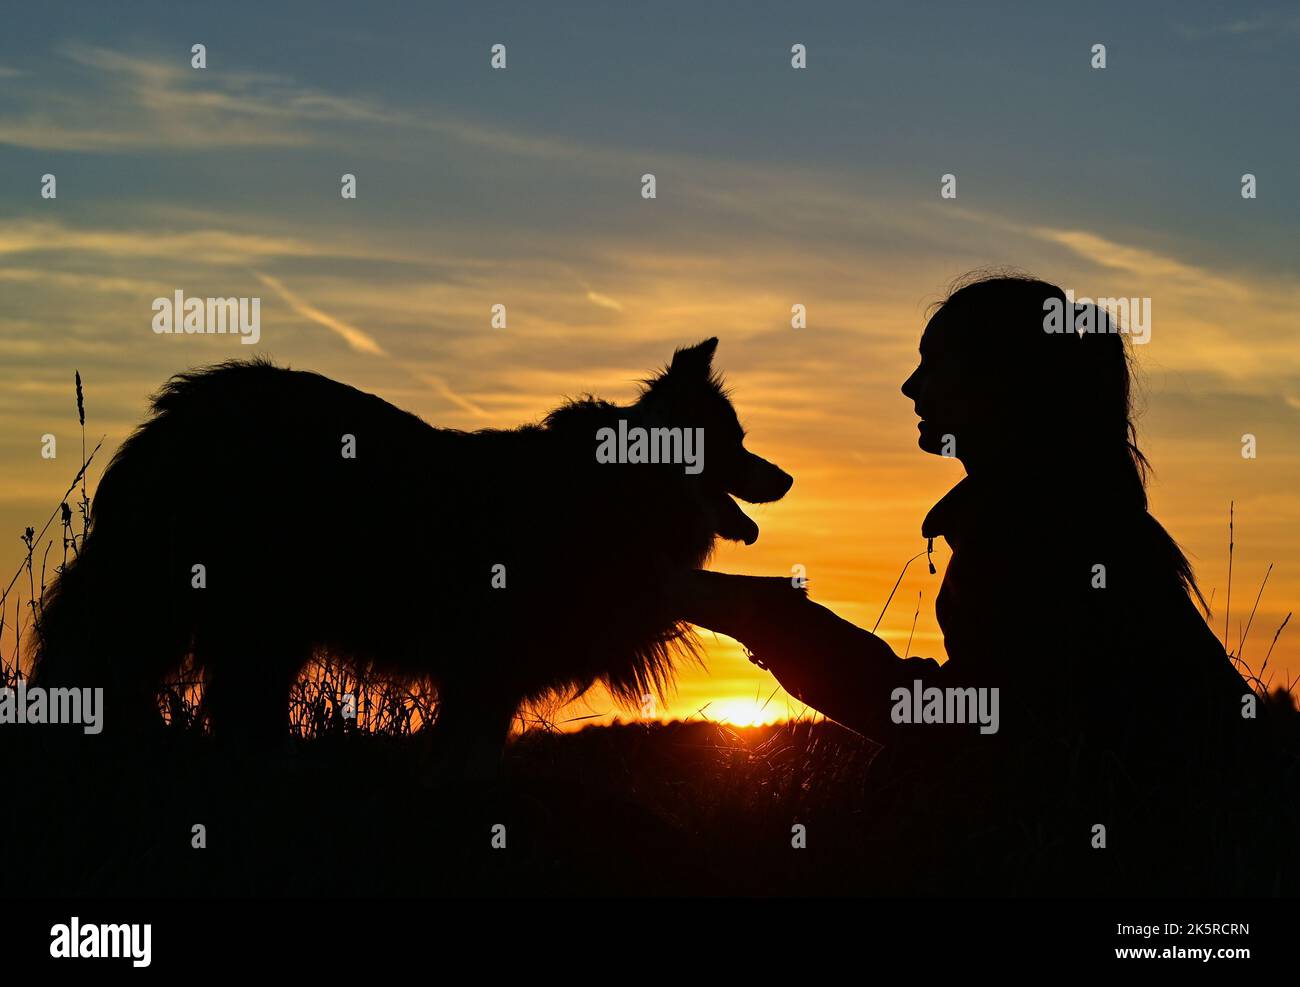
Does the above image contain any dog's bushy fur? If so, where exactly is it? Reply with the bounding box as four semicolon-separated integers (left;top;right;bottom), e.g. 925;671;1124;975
30;339;790;751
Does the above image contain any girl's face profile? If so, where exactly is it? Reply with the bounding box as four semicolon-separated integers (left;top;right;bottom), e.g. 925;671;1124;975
902;308;1018;469
903;312;975;461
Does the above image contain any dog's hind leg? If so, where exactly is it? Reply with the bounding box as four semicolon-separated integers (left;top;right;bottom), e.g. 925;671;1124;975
32;542;189;737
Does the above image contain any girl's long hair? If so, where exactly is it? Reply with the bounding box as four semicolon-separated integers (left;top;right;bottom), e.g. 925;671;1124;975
934;270;1207;611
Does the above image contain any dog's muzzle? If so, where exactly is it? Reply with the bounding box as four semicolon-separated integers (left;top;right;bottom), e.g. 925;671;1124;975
714;451;793;545
726;451;793;504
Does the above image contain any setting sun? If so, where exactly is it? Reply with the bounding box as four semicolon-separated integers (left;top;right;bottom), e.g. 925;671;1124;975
707;697;788;728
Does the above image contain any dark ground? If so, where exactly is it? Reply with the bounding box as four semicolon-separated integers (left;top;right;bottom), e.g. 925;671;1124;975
5;704;1299;898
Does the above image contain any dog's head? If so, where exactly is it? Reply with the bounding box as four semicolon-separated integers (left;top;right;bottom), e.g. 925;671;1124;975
637;338;792;545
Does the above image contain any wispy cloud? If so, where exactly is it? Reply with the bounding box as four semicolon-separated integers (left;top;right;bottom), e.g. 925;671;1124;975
1175;12;1300;40
0;42;599;157
1027;226;1250;299
253;271;387;356
410;371;488;418
251;271;488;417
0;219;354;264
585;290;623;312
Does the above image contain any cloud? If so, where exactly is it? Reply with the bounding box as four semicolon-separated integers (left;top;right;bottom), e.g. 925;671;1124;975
585;290;623;312
253;272;387;356
1026;226;1250;301
0;219;355;265
0;43;387;151
410;372;487;418
0;42;598;157
1175;13;1300;40
251;272;489;417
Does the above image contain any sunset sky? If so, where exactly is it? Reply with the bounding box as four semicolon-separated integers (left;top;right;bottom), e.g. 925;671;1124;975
2;2;1298;726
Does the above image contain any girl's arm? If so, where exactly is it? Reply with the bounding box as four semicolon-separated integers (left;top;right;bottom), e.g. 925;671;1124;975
673;570;941;741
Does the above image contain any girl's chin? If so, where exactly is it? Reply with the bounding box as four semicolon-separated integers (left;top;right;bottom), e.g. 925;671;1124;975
917;422;951;444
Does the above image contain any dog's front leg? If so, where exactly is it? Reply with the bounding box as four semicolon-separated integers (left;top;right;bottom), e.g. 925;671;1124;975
425;687;519;785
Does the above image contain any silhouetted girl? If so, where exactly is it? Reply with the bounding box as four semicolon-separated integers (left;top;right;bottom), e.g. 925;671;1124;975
676;273;1258;892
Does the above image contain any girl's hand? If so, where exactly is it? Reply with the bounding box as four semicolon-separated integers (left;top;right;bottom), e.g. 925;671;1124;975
670;569;914;739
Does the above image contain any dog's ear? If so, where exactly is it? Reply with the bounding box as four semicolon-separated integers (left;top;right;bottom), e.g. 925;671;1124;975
669;337;718;377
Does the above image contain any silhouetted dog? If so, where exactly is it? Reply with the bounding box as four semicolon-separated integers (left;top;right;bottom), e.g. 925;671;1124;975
31;338;791;765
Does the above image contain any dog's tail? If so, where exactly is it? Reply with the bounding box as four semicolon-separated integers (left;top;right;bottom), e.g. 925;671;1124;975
29;430;192;734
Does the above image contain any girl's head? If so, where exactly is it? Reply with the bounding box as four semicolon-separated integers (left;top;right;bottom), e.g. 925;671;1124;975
902;272;1143;498
902;270;1204;604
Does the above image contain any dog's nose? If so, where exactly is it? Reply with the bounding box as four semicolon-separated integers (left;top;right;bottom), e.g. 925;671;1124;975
727;451;794;503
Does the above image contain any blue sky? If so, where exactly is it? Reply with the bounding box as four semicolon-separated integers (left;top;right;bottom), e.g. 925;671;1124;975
3;2;1297;258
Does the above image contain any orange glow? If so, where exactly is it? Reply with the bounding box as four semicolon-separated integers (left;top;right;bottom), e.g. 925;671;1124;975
706;697;786;728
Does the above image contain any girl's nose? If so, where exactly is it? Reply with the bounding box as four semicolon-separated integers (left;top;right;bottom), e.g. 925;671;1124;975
901;368;921;398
